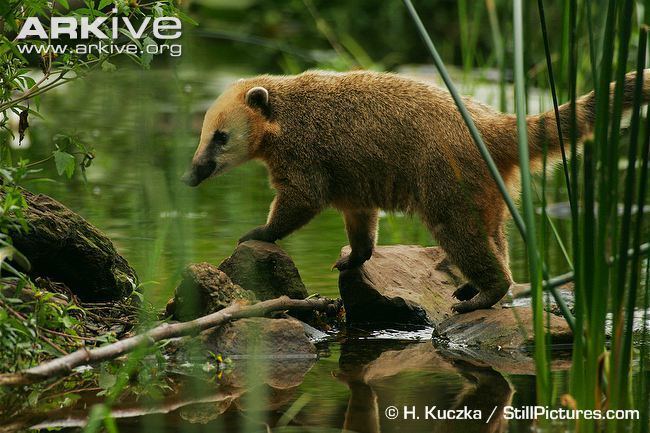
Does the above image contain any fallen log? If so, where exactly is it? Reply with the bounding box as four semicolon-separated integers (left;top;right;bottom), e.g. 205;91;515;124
0;296;337;386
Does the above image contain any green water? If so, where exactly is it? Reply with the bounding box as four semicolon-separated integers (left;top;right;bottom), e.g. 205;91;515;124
14;68;574;307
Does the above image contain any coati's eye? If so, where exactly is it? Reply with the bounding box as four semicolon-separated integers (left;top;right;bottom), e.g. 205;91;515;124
211;131;229;147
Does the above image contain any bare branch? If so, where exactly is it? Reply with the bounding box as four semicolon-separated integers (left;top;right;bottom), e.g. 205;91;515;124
0;296;336;386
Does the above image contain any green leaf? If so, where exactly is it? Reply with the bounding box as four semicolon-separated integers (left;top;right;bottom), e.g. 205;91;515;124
0;2;10;16
176;10;198;26
98;369;117;390
98;0;113;10
140;37;156;69
62;315;73;328
53;151;76;178
101;60;117;72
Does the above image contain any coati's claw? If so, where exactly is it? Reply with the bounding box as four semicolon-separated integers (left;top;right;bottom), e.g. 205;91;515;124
451;301;475;314
453;282;480;301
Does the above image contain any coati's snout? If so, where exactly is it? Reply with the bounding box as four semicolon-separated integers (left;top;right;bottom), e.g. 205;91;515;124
182;84;271;188
181;159;217;187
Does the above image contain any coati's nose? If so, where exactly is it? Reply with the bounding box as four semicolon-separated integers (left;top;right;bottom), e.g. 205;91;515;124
180;170;199;187
181;160;217;187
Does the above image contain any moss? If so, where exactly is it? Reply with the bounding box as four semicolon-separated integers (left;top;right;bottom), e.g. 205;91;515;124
4;189;138;302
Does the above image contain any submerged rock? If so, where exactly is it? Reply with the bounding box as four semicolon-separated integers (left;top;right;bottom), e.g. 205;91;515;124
338;245;463;326
202;317;317;389
218;241;308;301
336;339;517;433
167;262;257;321
3;189;138;302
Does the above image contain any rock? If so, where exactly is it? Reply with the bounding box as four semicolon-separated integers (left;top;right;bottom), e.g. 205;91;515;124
338;340;457;383
168;263;257;321
3;189;137;302
434;307;573;349
218;241;308;301
179;399;236;424
337;244;573;351
201;317;317;389
338;245;463;326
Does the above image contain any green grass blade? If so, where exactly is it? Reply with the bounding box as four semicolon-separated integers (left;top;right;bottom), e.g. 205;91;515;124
485;0;506;112
616;30;647;400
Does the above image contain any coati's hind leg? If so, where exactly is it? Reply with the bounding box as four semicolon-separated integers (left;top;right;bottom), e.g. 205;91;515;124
453;282;480;301
334;208;379;270
433;219;512;313
453;222;512;302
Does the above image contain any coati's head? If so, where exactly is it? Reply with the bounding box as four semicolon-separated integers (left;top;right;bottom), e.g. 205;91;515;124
181;82;273;187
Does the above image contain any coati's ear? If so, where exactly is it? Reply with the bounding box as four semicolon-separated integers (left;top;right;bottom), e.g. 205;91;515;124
245;87;270;116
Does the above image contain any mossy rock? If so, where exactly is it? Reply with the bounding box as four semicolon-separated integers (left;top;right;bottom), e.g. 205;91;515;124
218;240;309;301
4;189;138;302
168;262;257;321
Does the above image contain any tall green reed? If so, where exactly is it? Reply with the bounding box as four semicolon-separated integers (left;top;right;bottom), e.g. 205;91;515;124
513;0;551;403
485;0;507;112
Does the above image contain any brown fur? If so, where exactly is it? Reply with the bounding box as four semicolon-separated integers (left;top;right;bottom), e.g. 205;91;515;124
182;69;650;313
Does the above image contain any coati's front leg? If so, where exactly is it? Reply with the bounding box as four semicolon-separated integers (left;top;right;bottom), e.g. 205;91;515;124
238;188;321;244
334;208;379;270
434;219;512;313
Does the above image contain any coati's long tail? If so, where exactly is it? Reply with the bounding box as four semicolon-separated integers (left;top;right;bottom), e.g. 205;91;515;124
527;69;650;159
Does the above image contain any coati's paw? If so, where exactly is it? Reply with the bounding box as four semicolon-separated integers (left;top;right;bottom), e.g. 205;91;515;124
332;254;368;271
238;226;275;244
451;290;505;314
452;282;480;301
451;301;478;314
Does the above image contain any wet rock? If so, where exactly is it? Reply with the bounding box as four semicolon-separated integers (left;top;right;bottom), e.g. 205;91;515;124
433;307;573;350
338;244;573;351
218;241;308;301
2;189;138;302
338;245;463;326
202;317;317;389
438;345;573;375
336;340;516;433
167;263;257;321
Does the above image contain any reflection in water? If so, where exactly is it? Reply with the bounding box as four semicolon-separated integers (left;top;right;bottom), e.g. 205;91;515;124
336;340;514;433
2;339;538;433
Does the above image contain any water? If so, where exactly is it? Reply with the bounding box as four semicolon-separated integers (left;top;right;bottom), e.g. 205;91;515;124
9;338;573;433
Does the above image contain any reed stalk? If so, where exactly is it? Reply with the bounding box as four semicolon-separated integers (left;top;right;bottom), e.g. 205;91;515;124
537;0;575;222
513;0;551;404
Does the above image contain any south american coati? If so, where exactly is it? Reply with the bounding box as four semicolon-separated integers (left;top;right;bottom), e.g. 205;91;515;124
181;70;650;313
